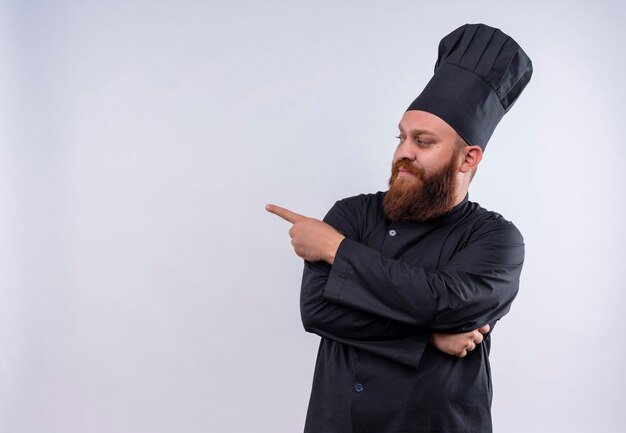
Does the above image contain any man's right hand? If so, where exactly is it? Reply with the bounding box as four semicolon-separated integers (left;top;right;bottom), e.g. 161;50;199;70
429;325;491;358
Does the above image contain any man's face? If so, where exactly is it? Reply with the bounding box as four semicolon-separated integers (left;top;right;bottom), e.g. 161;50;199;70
383;110;463;222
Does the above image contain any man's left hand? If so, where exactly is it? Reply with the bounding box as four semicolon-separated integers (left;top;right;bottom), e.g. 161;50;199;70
266;204;345;264
430;324;491;358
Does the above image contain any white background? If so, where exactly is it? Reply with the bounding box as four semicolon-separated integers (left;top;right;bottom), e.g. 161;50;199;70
1;1;625;432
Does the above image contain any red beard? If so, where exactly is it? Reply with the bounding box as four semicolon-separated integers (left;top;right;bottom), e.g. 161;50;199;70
383;151;460;222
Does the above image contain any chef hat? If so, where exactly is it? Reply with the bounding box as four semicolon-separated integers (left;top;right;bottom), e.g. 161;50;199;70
407;23;533;150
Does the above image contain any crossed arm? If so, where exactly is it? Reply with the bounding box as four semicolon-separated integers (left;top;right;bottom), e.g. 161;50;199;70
266;203;511;357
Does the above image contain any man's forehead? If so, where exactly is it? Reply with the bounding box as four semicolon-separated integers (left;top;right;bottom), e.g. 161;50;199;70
398;124;439;137
399;110;456;138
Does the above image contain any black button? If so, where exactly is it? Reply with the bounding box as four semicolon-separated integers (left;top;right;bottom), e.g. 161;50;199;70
354;383;364;392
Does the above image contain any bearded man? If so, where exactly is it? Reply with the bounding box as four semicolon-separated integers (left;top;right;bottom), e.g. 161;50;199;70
267;23;532;433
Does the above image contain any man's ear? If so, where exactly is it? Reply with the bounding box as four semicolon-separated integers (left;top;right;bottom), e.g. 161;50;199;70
460;145;483;173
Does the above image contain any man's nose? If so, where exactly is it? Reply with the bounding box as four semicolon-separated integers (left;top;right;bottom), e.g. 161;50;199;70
395;140;416;161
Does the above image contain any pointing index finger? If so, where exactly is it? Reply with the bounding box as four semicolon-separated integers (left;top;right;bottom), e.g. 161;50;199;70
265;204;305;224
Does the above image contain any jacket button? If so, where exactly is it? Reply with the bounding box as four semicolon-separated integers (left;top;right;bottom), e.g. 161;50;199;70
354;383;364;392
388;229;396;237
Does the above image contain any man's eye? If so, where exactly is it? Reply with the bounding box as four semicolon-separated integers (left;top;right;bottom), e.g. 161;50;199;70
396;135;403;141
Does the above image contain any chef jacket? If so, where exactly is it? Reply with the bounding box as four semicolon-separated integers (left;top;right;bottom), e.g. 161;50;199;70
300;192;524;433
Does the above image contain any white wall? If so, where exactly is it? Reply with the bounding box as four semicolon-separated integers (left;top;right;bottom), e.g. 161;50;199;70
1;1;625;432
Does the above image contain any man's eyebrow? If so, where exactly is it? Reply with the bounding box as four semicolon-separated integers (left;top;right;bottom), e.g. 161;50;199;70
398;124;439;138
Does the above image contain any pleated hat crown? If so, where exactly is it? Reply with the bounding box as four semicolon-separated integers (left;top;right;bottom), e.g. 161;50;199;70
407;23;533;150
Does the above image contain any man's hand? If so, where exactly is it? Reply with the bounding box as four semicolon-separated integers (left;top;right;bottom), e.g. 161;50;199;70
430;325;491;358
266;204;345;264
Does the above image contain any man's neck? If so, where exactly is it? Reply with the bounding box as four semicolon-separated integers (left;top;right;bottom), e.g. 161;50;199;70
452;186;470;208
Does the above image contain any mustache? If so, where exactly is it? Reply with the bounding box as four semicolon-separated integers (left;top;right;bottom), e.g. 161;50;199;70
391;159;424;179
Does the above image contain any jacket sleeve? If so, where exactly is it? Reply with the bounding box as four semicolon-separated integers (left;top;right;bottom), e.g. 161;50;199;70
322;219;524;333
301;259;425;341
302;259;429;368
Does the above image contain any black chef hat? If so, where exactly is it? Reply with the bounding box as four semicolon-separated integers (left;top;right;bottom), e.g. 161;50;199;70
407;23;533;150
